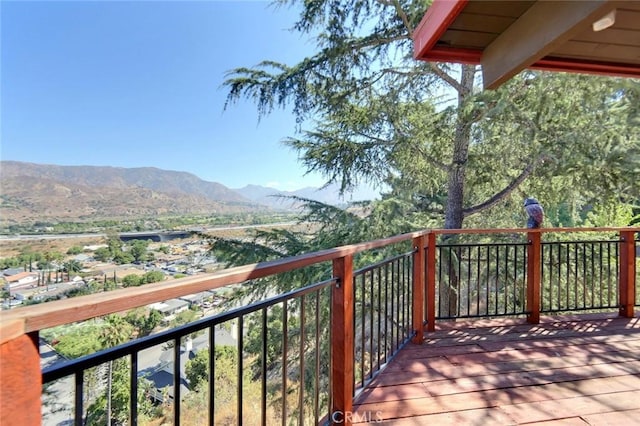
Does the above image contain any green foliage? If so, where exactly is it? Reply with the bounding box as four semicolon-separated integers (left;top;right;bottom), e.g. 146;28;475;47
93;247;112;262
123;308;163;336
143;270;165;283
224;0;639;231
170;309;198;328
583;202;635;228
112;251;134;265
63;260;83;274
122;274;142;287
186;348;210;390
0;212;299;235
66;245;83;255
122;271;165;287
85;362;158;425
48;323;103;359
127;239;150;262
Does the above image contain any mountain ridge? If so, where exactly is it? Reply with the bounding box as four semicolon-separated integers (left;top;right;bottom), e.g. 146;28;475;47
0;161;376;225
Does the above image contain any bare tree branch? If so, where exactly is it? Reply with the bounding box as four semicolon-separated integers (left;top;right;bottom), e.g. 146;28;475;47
462;156;545;217
429;63;465;93
391;0;414;35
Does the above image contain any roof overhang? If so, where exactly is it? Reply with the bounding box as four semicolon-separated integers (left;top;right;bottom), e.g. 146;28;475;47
413;0;640;89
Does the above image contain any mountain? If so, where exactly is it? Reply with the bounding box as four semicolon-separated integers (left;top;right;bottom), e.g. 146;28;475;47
1;161;247;203
0;161;379;226
0;161;265;225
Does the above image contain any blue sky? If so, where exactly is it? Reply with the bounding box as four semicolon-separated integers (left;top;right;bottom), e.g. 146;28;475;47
1;1;330;191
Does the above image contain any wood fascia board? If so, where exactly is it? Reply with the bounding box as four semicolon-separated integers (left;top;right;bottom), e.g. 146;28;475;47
481;0;617;89
418;46;482;64
532;57;640;79
417;46;640;79
413;0;469;60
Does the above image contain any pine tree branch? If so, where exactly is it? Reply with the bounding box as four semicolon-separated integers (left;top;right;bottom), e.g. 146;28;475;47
390;0;415;35
428;63;466;93
462;156;544;217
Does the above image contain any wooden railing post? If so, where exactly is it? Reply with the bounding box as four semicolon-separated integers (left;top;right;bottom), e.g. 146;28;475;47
426;232;436;332
527;231;541;324
1;330;41;426
619;230;636;318
331;254;354;425
412;235;426;344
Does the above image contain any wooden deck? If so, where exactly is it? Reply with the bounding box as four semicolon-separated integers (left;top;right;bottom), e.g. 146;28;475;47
353;313;640;425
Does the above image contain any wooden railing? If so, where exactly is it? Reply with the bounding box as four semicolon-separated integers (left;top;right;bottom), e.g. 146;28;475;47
0;227;637;425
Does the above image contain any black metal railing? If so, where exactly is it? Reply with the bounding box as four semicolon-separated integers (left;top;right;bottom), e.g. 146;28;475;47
10;228;633;426
435;242;529;319
352;250;414;393
541;239;620;313
43;278;335;425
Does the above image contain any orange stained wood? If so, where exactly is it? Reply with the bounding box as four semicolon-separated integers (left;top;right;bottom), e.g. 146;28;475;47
353;313;640;425
5;227;631;342
411;235;425;344
0;332;41;426
332;254;355;425
413;0;640;88
425;232;437;332
0;227;636;425
526;231;541;324
0;229;431;343
619;230;637;318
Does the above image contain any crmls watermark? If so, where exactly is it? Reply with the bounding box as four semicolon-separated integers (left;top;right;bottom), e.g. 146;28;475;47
331;410;383;423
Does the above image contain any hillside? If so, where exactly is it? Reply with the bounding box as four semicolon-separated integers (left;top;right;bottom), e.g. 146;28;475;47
0;162;267;225
0;161;378;226
1;161;248;203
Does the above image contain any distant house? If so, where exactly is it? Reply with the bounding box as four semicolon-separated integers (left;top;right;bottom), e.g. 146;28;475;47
13;283;74;302
73;254;92;263
148;299;190;321
178;291;214;307
3;272;39;290
2;268;24;277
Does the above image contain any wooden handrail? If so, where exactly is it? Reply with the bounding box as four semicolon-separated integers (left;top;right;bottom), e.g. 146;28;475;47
411;235;426;344
331;254;354;425
0;226;637;426
526;231;542;324
619;230;637;318
0;230;430;343
2;227;636;341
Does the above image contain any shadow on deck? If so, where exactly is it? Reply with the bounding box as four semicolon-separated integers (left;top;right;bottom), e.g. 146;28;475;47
354;313;640;425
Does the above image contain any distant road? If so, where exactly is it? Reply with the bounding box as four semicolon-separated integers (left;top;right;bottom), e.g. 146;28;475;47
0;222;296;242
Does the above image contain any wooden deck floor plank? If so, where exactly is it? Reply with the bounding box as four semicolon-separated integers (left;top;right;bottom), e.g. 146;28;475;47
355;315;640;425
418;325;640;349
372;356;640;389
425;320;640;342
511;417;589;425
499;390;640;424
357;373;640;408
358;368;640;405
423;367;640;397
378;348;640;383
419;334;640;356
579;408;640;425
444;341;640;366
477;335;640;352
359;407;518;425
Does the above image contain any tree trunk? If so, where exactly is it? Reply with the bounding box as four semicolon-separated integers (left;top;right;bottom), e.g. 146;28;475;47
441;64;477;316
444;64;476;230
